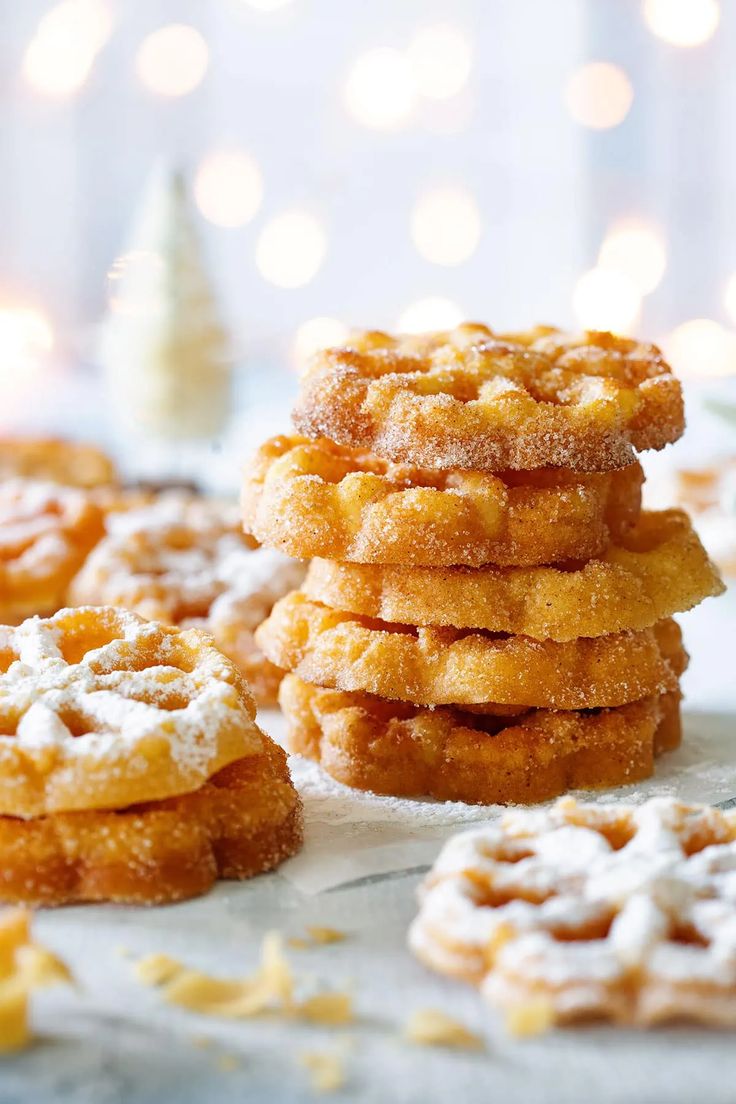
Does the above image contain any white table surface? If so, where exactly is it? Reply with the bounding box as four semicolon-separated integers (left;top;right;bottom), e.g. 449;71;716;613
1;588;735;1104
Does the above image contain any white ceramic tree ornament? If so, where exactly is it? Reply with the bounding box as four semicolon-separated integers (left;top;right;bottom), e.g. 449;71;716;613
100;164;231;441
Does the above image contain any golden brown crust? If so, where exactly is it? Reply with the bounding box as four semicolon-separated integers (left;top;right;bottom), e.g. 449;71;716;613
304;510;724;639
0;438;117;488
0;606;265;818
242;435;643;567
256;594;680;709
292;325;684;473
279;675;680;805
0;480;106;623
0;742;303;907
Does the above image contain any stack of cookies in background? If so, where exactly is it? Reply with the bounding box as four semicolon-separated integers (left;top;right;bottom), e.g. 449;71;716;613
247;324;724;804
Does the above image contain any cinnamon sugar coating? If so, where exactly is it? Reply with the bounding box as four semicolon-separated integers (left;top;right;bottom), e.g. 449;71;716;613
242;435;643;567
257;593;680;709
280;675;682;806
0;742;302;906
293;325;684;472
304;510;724;638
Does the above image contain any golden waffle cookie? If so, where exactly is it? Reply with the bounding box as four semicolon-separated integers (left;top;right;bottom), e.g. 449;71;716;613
304;510;724;639
89;484;158;516
69;502;305;705
0;437;116;488
293;325;684;472
0;606;265;818
257;594;679;708
0;741;303;907
280;675;682;805
409;796;736;1027
242;435;643;567
0;479;106;623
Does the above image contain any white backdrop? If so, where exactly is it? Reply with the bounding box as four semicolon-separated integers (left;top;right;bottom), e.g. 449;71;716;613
1;0;734;353
1;0;735;480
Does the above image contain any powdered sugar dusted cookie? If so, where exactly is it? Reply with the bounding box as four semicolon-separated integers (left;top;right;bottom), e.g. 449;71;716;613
410;796;736;1028
0;606;264;817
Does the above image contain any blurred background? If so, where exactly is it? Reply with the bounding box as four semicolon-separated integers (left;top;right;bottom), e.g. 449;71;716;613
1;0;736;495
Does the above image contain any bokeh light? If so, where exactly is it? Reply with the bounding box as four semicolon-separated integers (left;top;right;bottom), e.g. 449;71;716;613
255;211;327;288
411;186;481;266
0;305;53;400
598;219;667;295
406;24;472;100
565;62;634;129
643;0;720;47
23;0;113;98
397;297;465;333
293;317;350;371
664;319;736;379
572;268;641;333
194;151;263;228
344;47;416;130
136;24;209;97
423;90;475;135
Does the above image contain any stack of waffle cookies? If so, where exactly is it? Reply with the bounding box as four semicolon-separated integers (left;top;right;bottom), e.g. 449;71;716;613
0;606;303;906
246;323;724;805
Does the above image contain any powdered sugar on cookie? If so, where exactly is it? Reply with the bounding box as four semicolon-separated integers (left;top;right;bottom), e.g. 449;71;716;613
410;796;736;1027
0;479;105;623
0;606;263;818
69;501;304;705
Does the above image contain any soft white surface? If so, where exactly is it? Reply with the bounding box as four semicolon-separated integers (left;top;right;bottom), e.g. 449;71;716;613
2;589;736;1104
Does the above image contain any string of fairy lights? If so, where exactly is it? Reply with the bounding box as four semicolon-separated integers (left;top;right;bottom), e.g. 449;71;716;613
5;0;735;383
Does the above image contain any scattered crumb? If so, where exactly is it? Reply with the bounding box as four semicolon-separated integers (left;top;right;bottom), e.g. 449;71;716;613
289;927;346;949
404;1008;484;1050
260;931;296;1008
0;909;72;1054
133;932;353;1026
214;1054;240;1073
306;927;346;945
294;991;353;1026
0;984;29;1054
299;1049;346;1093
16;944;74;990
134;954;182;987
505;999;555;1038
114;945;133;959
164;968;271;1018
